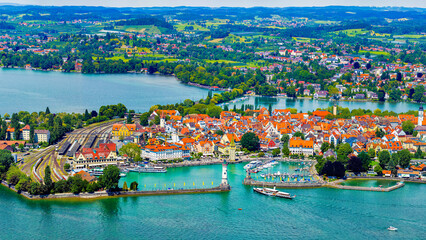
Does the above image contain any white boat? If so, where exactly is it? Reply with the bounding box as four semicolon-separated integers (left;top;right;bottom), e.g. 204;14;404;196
387;226;398;231
119;173;127;177
253;187;295;199
129;165;167;173
244;160;262;170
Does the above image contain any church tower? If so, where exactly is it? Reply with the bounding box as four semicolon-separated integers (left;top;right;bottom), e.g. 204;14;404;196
160;111;165;128
229;136;236;161
418;106;424;126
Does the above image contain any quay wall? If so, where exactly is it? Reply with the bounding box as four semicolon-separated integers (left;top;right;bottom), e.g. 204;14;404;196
1;181;230;200
326;180;405;192
243;178;323;188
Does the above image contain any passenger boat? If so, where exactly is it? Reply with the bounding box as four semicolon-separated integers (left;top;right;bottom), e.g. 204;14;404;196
253;187;295;199
129;165;167;173
244;160;262;170
89;168;104;176
387;226;398;231
119;173;127;177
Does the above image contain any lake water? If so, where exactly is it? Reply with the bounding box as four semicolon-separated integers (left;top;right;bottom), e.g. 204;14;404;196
0;69;209;115
1;69;423;116
0;163;424;239
224;96;423;113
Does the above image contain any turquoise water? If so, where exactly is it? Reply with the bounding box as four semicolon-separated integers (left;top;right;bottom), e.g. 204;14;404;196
225;96;422;113
0;69;209;114
0;163;424;239
340;179;399;187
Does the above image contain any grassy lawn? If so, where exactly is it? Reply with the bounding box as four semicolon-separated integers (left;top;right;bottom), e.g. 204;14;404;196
359;50;391;56
115;25;161;34
175;23;209;32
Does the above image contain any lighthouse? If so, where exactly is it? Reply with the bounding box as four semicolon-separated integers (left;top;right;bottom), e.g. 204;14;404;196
418;106;424;126
219;160;231;190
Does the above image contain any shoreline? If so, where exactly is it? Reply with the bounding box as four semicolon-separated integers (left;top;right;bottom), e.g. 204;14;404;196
1;67;422;107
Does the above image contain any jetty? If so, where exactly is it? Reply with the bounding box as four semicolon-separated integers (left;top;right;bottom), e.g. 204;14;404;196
243;171;324;188
326;180;405;192
2;161;231;201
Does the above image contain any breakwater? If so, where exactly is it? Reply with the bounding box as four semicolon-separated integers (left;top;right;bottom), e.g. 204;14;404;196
1;180;230;201
327;179;405;192
243;176;323;188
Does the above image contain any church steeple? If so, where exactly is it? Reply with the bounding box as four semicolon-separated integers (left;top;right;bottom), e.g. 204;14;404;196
418;106;424;126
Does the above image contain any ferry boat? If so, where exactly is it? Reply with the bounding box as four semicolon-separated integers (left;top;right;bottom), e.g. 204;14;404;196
387;226;398;231
129;165;167;173
244;160;262;170
253;187;295;199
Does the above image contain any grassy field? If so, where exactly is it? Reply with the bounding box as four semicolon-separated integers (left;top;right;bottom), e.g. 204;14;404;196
175;23;209;32
293;37;313;42
223;34;252;44
359;50;391;56
114;25;161;34
314;20;339;24
334;28;369;37
208;38;224;43
394;34;425;39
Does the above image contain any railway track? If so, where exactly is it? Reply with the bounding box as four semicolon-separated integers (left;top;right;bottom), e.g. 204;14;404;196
24;120;122;182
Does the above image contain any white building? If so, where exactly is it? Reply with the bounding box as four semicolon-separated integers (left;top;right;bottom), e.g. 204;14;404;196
141;144;190;161
21;125;31;141
34;130;50;143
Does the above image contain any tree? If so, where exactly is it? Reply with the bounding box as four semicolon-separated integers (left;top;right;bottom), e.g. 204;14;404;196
375;128;385;138
378;150;391;168
272;148;280;157
240;132;260;152
64;163;71;171
122;181;128;191
44;166;53;190
130;181;138;191
126;113;132;124
0;149;14;174
333;161;346;178
206;105;222;118
119;143;141;160
282;146;290;156
368;148;376;158
6;166;23;185
293;132;305;140
45;107;50;114
414;147;423;159
377;90;385;102
321;142;330;153
397;149;411;168
336;143;352;164
347;156;363;173
402;120;415;135
139;112;150;126
358;151;371;172
281;134;290;146
353;62;360;69
374;165;383;175
99;165;121;191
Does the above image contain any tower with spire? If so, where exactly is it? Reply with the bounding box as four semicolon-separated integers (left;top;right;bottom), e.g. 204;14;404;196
229;136;236;161
160;110;165;128
418;106;424;126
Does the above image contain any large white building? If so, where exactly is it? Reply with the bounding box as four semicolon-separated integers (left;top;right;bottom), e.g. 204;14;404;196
141;144;190;161
289;138;314;156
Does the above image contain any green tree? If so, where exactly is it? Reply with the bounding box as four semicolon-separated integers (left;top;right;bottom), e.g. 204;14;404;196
240;132;260;152
122;181;128;191
45;107;50;114
397;149;411;168
281;134;290;146
44;166;53;190
378;150;391;168
347;156;362;172
358;151;371;172
414;147;423;159
293;132;305;140
321;142;330;153
0;149;14;174
64;163;71;171
374;165;383;175
368;148;376;158
336;143;353;164
130;181;138;191
282;146;290;156
99;165;121;191
272;148;280;157
119;143;141;159
126;113;132;124
402;120;415;135
139;112;150;126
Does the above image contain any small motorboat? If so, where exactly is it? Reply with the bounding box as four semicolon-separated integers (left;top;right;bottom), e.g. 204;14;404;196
387;226;398;231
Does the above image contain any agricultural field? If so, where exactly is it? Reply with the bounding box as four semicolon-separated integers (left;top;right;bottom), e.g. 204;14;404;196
293;37;312;42
114;25;162;34
223;34;252;44
358;50;391;56
394;34;425;39
174;23;209;32
334;28;369;36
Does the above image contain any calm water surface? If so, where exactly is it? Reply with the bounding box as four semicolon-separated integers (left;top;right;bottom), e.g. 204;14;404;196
0;163;424;239
0;69;209;114
225;96;422;113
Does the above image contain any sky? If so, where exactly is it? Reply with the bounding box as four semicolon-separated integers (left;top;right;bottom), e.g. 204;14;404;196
3;0;426;8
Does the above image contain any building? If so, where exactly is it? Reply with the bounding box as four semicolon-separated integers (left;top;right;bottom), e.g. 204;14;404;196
21;125;31;141
74;143;118;169
34;130;50;143
289;137;314;156
112;124;136;138
141;144;190;161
